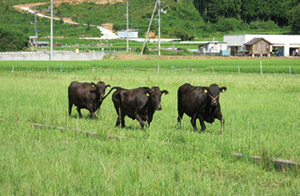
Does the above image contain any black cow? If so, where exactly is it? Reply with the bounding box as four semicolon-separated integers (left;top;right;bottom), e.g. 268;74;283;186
177;83;227;133
112;86;169;128
68;81;111;119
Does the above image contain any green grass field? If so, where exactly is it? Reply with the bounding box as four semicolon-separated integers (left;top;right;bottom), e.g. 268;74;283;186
0;59;299;195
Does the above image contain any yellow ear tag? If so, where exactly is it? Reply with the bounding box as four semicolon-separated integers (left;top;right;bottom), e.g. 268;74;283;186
107;86;110;90
162;92;166;96
222;89;225;92
146;93;150;97
204;89;208;93
92;84;95;88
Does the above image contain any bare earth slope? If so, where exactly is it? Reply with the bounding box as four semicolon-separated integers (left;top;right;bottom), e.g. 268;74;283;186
13;0;121;39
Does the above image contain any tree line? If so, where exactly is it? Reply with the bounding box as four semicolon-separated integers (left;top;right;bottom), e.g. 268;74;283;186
193;0;300;33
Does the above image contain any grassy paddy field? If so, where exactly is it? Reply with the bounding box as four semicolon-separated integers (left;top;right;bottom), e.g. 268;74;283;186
0;59;300;195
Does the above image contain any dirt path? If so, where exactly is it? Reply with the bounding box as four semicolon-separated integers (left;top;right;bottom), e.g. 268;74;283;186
13;0;120;39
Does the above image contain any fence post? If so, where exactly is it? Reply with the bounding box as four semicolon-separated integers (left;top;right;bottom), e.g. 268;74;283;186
260;60;263;75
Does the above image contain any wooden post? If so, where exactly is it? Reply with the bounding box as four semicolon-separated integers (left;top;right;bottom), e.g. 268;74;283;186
157;64;160;74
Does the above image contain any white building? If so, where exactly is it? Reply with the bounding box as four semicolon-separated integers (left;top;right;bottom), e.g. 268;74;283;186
198;41;228;56
224;34;300;57
118;29;138;39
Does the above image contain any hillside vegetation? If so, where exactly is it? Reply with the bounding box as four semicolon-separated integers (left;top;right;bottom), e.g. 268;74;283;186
0;0;299;51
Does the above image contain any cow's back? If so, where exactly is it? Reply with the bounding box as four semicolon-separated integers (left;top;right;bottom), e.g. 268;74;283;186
68;81;93;106
178;83;207;117
112;87;150;119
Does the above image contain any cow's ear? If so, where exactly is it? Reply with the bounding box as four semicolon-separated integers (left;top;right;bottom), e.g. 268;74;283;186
161;90;169;96
220;87;227;93
106;84;111;90
91;82;96;88
145;90;151;97
203;87;209;94
90;82;97;93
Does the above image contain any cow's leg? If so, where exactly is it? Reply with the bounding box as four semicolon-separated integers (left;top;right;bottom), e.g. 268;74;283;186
216;112;224;134
114;106;121;127
89;110;96;119
120;113;126;128
147;114;153;127
199;115;206;131
87;104;96;119
135;114;145;128
68;101;73;116
115;116;120;127
177;110;184;127
190;114;197;131
76;107;83;118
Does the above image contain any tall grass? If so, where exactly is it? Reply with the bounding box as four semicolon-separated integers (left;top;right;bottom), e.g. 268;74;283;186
1;59;300;74
0;60;299;195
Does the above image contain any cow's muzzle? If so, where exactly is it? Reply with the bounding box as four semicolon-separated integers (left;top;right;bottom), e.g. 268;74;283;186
157;103;162;110
208;94;219;106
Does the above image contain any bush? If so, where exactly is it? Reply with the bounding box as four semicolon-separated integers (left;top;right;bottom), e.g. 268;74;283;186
214;18;245;32
0;28;28;51
250;20;279;30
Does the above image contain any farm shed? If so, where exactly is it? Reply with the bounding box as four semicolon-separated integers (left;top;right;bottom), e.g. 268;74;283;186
224;34;300;57
198;41;229;56
244;38;272;57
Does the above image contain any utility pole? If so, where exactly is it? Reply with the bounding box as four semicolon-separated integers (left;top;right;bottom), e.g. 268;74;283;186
141;1;158;55
126;0;129;52
50;0;53;60
34;11;38;48
158;0;161;56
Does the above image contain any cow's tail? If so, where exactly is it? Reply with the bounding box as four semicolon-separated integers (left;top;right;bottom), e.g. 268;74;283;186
102;86;122;100
177;87;182;111
177;87;183;125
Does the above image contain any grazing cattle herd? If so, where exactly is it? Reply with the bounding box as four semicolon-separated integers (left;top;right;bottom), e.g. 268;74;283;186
68;81;227;132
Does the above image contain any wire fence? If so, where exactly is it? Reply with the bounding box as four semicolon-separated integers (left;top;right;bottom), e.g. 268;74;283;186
1;62;299;75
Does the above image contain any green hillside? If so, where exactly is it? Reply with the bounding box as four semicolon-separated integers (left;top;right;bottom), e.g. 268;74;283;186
0;0;299;52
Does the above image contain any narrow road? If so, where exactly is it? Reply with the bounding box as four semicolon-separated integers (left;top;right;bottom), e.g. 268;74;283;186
14;1;119;39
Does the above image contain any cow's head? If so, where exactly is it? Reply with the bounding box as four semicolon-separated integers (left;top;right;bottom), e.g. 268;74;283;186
91;81;111;100
146;86;169;110
203;84;226;106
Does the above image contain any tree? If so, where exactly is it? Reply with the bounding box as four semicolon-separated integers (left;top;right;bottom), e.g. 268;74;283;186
289;4;300;33
206;0;242;22
0;28;28;52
